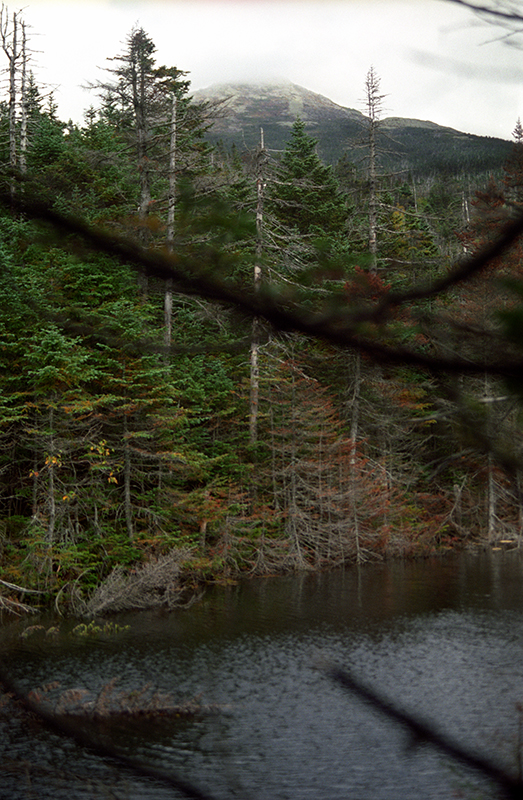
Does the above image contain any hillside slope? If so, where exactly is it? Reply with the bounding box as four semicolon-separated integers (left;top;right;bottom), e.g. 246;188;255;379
195;81;511;175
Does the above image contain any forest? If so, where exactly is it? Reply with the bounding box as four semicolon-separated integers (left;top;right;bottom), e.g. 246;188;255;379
1;12;523;615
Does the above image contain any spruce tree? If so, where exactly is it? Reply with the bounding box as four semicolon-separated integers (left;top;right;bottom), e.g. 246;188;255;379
92;26;213;241
504;118;523;207
268;117;347;238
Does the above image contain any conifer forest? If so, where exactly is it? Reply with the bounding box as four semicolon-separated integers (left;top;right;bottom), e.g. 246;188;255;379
2;15;523;614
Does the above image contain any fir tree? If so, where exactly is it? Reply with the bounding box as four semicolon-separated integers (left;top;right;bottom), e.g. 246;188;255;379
268;117;347;238
92;26;213;241
504;117;523;207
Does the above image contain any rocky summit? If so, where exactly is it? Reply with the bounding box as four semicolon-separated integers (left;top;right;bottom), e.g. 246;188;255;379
194;80;365;129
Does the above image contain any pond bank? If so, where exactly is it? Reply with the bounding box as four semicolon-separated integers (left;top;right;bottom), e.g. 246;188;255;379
1;526;518;617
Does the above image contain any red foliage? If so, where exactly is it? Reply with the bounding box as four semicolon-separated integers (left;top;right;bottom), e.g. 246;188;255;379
344;266;391;302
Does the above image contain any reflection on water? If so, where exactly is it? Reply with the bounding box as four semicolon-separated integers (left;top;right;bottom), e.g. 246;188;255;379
2;550;523;799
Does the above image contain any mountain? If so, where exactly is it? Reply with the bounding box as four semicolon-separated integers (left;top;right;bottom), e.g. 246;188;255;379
194;81;512;176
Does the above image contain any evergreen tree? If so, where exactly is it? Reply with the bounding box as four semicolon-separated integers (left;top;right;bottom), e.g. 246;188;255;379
504;118;523;207
364;66;384;274
267;117;347;238
263;116;353;301
93;27;213;240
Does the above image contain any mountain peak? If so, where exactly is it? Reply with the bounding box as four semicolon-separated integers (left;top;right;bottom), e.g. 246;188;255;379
193;81;365;129
194;80;511;175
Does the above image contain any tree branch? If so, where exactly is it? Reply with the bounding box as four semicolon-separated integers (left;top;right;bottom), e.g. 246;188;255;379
445;0;523;24
3;191;523;379
327;664;523;799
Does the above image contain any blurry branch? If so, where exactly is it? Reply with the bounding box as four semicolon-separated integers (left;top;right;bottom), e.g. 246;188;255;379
446;0;523;23
445;380;522;479
3;170;523;798
3;654;522;799
373;207;523;311
4;191;523;379
327;665;523;800
0;662;218;800
445;0;523;48
1;239;252;356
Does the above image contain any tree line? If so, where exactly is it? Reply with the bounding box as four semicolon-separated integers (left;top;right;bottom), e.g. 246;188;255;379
0;15;522;612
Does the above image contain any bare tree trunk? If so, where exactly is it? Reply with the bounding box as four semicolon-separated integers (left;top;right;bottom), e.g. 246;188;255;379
487;451;497;542
288;367;302;561
19;20;27;178
8;10;16;186
164;91;177;352
32;450;38;516
368;119;377;275
1;7;19;199
129;43;151;300
461;191;471;254
483;375;498;542
269;382;279;510
123;412;134;540
47;406;56;543
249;127;266;445
517;471;523;546
349;353;362;561
364;67;383;275
166;92;177;250
164;280;173;353
133;69;150;230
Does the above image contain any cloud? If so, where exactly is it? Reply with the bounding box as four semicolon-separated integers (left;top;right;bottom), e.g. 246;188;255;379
16;0;523;138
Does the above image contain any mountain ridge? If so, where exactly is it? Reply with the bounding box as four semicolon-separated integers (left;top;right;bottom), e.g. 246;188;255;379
194;80;512;175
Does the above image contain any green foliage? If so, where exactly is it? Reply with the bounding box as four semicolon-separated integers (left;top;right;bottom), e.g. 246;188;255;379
1;25;521;609
71;620;131;637
268;118;348;238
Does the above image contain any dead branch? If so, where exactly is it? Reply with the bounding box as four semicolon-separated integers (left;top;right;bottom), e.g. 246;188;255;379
446;0;523;24
0;665;218;800
31;677;227;721
79;548;194;616
0;594;36;615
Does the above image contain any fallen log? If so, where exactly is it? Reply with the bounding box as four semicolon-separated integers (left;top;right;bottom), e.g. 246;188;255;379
25;678;228;721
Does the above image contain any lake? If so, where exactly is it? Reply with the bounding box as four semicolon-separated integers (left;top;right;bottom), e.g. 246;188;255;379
2;549;523;799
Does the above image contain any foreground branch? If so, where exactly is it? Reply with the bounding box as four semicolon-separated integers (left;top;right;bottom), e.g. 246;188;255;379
4;192;523;379
446;0;523;24
327;665;523;800
0;663;217;800
3;657;522;799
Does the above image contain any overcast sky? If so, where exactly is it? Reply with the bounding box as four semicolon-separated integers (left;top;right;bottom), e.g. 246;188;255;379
16;0;523;140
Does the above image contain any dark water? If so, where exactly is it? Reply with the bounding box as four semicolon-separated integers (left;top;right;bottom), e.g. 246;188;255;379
2;550;523;800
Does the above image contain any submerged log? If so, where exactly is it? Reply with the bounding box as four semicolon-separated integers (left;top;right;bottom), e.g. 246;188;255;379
26;678;227;721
